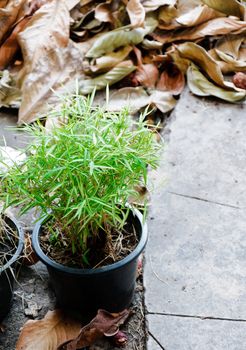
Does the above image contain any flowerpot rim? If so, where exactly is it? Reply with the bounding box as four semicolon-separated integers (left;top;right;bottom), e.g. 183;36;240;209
0;215;24;273
32;207;147;275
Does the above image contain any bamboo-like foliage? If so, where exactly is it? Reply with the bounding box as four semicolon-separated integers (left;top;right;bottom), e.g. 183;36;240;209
0;93;161;257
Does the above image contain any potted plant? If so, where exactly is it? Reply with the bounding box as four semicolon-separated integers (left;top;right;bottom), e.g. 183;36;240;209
0;214;24;321
0;93;160;314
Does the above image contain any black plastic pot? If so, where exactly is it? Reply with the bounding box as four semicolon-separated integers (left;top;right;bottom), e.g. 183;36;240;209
0;215;24;321
32;208;147;314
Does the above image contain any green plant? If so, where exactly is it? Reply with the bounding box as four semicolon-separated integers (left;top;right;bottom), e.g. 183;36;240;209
0;93;160;263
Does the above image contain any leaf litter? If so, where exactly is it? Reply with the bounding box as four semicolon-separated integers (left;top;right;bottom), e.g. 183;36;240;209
0;0;244;124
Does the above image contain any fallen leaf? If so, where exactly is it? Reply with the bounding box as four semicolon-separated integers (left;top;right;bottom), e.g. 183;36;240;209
141;38;163;49
89;46;133;73
176;4;224;27
103;86;151;113
158;5;178;28
135;64;159;88
16;310;81;350
202;0;245;20
215;34;245;59
66;0;80;11
157;65;185;95
0;1;8;8
215;49;246;70
17;0;84;124
187;63;246;102
149;90;177;113
95;3;114;23
142;0;177;12
86;16;157;58
0;17;30;70
232;72;246;90
58;309;130;350
79;61;136;94
177;42;242;90
126;0;145;28
0;0;26;44
153;17;246;43
133;46;159;88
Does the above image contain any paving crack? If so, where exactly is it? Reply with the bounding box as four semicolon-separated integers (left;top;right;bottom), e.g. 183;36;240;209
147;311;246;323
149;331;166;350
168;191;241;209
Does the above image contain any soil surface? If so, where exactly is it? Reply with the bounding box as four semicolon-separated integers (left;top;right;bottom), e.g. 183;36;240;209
0;241;147;350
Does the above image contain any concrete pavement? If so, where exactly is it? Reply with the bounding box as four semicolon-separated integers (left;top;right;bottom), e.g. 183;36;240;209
145;89;246;349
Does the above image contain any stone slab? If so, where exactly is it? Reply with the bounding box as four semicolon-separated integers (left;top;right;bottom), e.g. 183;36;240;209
147;314;246;350
157;89;246;208
145;91;246;319
145;191;246;319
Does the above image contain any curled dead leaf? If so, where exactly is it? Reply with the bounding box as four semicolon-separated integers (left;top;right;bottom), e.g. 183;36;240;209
157;64;185;95
202;0;245;20
0;0;26;44
17;0;84;124
89;46;133;73
95;3;114;23
177;42;242;91
86;17;157;58
126;0;145;28
79;61;136;94
58;309;130;350
0;16;30;70
15;310;82;350
187;63;246;102
153;17;246;44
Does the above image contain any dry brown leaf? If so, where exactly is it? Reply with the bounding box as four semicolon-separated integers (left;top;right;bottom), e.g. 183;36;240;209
157;66;185;95
176;4;224;27
158;0;205;30
187;63;246;102
0;0;26;44
104;87;151;113
65;0;80;11
202;0;245;20
142;0;176;12
0;16;30;70
153;17;246;44
16;310;81;350
58;309;130;350
149;90;177;113
133;46;159;88
177;42;242;91
95;3;114;23
0;1;8;8
89;46;133;73
126;0;145;28
158;5;178;27
215;34;245;59
135;64;159;88
209;50;246;74
17;0;84;124
238;46;246;62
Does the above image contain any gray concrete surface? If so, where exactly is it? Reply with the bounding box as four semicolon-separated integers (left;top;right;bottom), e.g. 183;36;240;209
145;90;246;349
